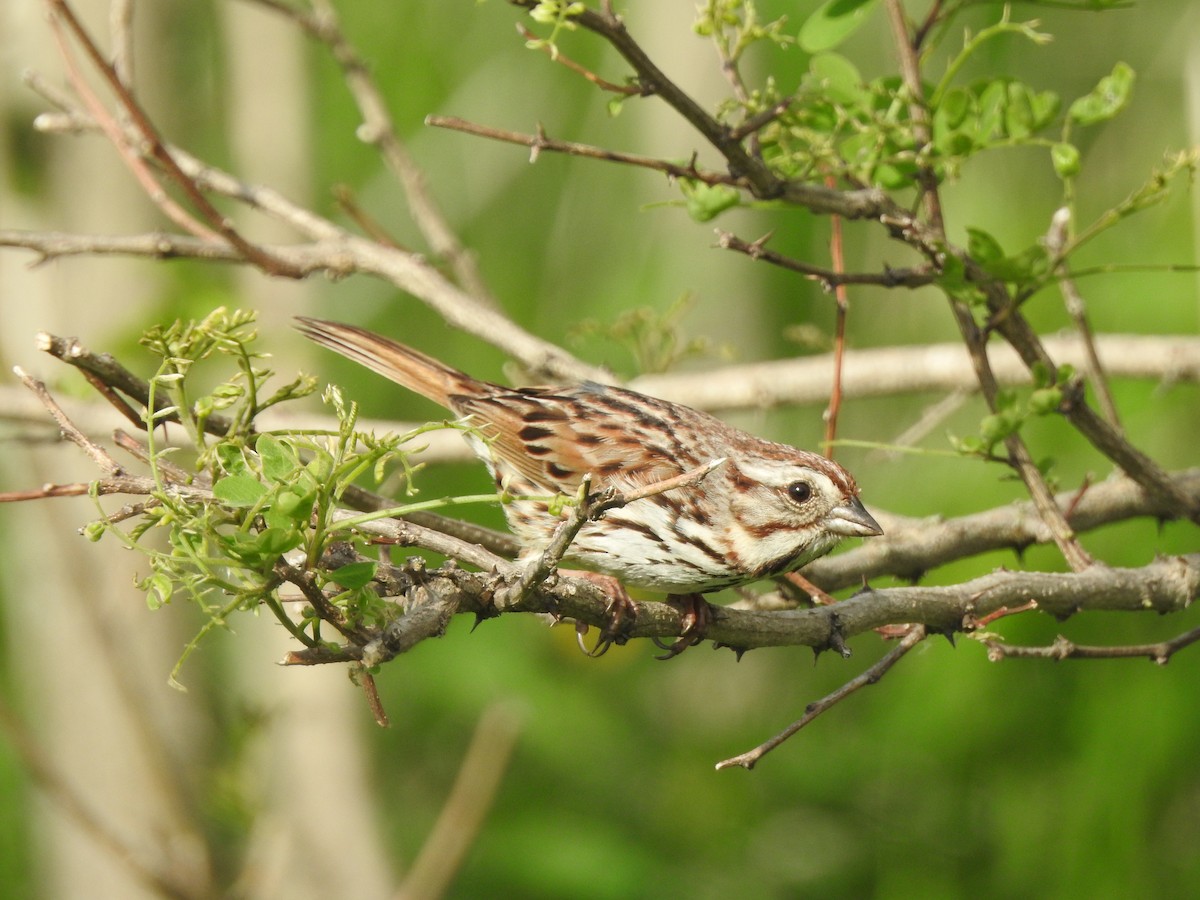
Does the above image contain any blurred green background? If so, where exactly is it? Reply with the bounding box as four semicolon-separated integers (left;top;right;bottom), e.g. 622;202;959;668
0;1;1198;897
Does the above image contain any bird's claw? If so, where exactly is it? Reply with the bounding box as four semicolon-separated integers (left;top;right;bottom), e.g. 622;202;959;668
567;571;637;657
654;594;713;660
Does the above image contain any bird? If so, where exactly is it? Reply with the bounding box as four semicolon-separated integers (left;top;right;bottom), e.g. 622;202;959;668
296;317;882;650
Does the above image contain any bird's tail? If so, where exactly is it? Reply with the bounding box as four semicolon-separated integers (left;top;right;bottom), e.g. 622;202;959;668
295;317;474;409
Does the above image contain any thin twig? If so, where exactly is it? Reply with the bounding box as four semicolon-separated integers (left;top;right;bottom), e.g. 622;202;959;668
426;115;745;187
1046;207;1122;429
516;23;641;94
13;365;123;475
46;0;303;276
716;625;928;770
984;625;1200;664
715;229;936;289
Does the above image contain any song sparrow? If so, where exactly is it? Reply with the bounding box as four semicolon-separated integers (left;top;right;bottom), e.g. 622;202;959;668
297;318;881;637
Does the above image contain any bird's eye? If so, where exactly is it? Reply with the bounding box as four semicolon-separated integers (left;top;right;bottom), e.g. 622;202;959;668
786;481;812;504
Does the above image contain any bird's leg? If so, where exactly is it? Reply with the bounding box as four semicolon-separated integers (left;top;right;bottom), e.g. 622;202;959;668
562;570;638;657
782;571;837;606
654;593;714;660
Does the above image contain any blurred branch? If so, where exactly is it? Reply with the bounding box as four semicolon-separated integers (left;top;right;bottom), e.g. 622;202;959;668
395;704;522;900
46;0;303;276
244;0;496;305
0;697;211;900
19;72;604;385
630;334;1200;412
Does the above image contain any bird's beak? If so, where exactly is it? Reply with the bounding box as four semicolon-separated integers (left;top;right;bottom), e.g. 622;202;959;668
825;496;883;537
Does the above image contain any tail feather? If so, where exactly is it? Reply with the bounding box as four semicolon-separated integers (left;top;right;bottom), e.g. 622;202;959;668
295;317;470;409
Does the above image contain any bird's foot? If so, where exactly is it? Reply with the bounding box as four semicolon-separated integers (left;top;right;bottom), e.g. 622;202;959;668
653;593;713;660
563;570;637;657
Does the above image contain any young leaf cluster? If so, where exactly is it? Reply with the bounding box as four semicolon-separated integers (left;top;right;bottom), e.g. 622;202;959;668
86;311;482;683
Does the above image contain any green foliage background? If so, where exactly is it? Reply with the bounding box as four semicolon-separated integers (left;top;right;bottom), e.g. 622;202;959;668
1;1;1198;897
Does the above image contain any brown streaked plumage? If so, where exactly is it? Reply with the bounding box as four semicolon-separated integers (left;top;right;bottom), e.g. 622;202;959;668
296;317;882;595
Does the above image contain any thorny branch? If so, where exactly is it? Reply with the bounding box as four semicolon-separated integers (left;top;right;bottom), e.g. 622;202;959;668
716;625;929;771
7;367;1198;663
2;0;1196;768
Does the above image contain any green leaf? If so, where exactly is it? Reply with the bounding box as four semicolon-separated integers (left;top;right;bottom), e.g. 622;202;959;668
256;434;296;482
1029;387;1064;415
933;88;977;156
328;561;378;590
216;443;252;478
213;474;267;507
798;0;878;53
1027;88;1060;131
272;489;314;521
967;228;1005;265
975;79;1008;142
140;572;175;609
935;88;972;131
253;527;303;557
1004;82;1034;139
951;434;985;455
680;181;740;222
1051;142;1081;179
979;413;1016;446
1069;62;1135;125
809;52;867;106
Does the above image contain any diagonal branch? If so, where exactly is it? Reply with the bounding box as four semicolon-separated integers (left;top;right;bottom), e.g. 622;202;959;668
716;625;928;770
506;0;896;220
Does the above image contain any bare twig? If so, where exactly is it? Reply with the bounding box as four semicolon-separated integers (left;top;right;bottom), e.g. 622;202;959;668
716;625;928;770
716;229;936;289
426;115;744;186
1046;207;1122;428
46;0;304;276
983;625;1200;664
13;365;123;475
22;86;604;385
516;23;641;95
